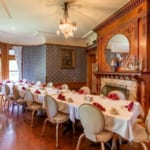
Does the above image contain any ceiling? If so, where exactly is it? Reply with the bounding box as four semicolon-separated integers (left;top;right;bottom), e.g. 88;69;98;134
0;0;130;47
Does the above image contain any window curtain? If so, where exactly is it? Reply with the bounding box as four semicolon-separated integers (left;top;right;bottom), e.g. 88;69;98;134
13;46;22;80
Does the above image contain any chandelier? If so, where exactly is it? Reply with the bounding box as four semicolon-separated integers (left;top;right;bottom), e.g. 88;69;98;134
57;2;77;38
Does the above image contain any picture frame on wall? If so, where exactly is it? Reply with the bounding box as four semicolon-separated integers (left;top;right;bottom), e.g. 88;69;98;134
61;49;76;68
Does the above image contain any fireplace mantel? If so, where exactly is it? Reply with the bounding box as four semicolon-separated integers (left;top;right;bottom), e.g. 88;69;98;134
95;71;149;80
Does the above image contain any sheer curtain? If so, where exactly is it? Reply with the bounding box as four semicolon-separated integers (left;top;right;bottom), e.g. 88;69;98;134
13;46;22;80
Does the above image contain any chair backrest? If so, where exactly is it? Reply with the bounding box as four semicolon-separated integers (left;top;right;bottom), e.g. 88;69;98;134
79;104;105;134
145;109;150;134
80;86;90;94
36;81;41;86
47;82;53;88
24;90;34;106
0;85;2;92
44;95;58;119
61;84;69;90
4;84;10;96
12;85;19;100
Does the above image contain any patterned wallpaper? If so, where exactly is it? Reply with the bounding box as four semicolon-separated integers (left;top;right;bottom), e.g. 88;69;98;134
22;44;86;83
22;45;46;82
46;45;86;83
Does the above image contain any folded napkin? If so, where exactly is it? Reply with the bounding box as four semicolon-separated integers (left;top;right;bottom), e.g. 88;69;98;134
125;101;134;111
22;87;26;90
93;102;106;111
34;89;41;94
25;81;28;84
42;84;46;87
57;93;66;101
57;85;62;90
107;93;119;100
78;89;84;94
19;80;23;82
0;82;3;85
6;80;11;83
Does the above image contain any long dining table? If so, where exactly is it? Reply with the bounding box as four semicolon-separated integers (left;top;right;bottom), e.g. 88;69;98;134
15;83;144;149
18;86;144;141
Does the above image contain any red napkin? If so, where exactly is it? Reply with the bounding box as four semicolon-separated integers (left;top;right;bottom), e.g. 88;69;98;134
22;87;26;90
0;82;3;85
78;89;84;94
19;80;23;82
42;84;46;87
93;102;106;111
6;80;11;83
34;89;41;94
57;93;66;101
57;85;62;89
125;101;134;111
107;93;119;100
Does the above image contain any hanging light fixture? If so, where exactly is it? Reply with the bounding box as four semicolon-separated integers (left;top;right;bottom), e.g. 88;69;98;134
57;2;77;38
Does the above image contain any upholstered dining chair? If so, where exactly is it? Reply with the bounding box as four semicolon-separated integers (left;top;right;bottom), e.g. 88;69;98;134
41;95;69;148
3;84;13;109
24;90;42;127
79;86;90;94
11;85;26;114
0;84;4;106
132;109;150;150
35;81;41;87
76;103;113;150
61;84;69;90
47;82;53;88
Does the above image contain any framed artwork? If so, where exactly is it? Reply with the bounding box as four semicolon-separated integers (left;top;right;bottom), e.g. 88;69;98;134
61;49;75;68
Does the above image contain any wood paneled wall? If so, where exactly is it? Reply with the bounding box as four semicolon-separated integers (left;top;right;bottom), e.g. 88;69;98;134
94;0;150;116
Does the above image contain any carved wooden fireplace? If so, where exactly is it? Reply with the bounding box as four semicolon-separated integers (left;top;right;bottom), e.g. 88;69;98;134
93;0;150;116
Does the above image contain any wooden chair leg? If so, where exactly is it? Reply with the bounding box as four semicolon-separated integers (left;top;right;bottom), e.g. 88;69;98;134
56;123;59;148
4;99;7;110
41;118;48;136
101;142;105;150
72;122;75;135
17;105;20;115
24;108;28;121
31;110;36;127
11;102;15;114
111;134;118;150
76;133;85;150
141;142;148;150
0;95;3;106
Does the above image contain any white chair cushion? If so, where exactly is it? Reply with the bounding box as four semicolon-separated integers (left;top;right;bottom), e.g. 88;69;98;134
96;130;113;142
51;112;69;124
16;97;26;104
85;129;113;142
28;104;42;111
132;123;148;142
146;109;150;134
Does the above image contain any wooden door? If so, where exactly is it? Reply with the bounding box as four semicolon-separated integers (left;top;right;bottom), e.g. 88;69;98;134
87;46;97;94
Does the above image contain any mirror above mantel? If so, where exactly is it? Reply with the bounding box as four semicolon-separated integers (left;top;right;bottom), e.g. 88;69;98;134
105;33;130;70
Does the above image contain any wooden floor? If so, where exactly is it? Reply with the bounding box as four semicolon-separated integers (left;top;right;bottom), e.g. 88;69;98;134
0;104;149;150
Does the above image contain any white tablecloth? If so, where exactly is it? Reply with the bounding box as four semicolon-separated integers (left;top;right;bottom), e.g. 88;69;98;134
51;92;144;141
18;87;144;141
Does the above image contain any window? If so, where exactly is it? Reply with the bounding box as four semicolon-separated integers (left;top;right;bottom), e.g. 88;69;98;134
9;49;15;55
0;45;21;81
8;49;19;81
9;60;19;81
